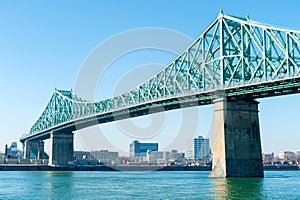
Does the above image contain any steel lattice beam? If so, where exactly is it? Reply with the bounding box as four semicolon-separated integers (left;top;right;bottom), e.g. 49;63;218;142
21;12;300;141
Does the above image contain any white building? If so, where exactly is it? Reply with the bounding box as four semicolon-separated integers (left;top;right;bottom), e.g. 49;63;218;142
170;150;184;161
146;150;164;164
74;150;119;164
146;150;185;164
91;150;119;161
185;140;194;159
278;151;296;161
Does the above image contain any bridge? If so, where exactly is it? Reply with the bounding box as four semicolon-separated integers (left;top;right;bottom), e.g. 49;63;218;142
20;11;300;177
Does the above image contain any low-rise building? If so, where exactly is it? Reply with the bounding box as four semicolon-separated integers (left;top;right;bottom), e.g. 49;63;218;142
91;150;119;162
278;151;296;161
296;150;300;162
130;140;158;157
146;149;185;164
146;150;164;164
74;150;119;164
263;152;275;164
170;150;185;161
5;142;22;159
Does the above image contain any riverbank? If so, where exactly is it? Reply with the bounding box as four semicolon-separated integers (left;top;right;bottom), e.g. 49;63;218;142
0;164;116;171
0;164;298;171
0;164;211;171
263;165;299;171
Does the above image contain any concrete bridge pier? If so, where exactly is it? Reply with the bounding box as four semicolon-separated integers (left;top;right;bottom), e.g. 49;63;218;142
210;98;264;178
49;131;74;166
23;140;45;159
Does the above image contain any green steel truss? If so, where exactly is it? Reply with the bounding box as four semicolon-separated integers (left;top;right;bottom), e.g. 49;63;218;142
25;12;300;138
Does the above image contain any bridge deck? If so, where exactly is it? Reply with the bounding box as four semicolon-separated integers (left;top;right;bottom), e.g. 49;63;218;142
20;76;300;142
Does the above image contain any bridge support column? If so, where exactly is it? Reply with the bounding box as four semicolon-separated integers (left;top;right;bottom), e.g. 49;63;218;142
23;141;30;159
23;140;45;159
49;131;74;166
210;98;264;178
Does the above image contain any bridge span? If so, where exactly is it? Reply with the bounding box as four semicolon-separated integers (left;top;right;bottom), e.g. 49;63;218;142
20;12;300;177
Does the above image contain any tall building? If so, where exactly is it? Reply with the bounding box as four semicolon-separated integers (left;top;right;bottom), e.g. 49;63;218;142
194;136;210;161
130;140;158;157
185;136;210;161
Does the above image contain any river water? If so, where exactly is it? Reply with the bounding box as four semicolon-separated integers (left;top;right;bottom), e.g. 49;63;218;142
0;171;299;199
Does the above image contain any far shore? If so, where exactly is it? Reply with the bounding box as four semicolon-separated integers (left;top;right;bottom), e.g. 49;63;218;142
0;164;298;171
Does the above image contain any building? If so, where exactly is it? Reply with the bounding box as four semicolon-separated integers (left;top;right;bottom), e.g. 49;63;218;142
146;150;164;164
5;142;22;159
185;140;194;159
74;151;93;160
146;150;185;164
74;150;119;164
296;150;300;162
91;150;118;162
162;151;171;161
170;150;185;161
263;152;274;164
129;140;158;157
194;136;210;161
185;136;210;161
278;151;296;161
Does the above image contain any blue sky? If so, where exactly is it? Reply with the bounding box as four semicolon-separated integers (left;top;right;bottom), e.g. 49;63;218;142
0;0;300;156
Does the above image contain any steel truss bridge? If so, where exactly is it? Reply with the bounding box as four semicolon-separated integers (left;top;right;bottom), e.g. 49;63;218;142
20;12;300;145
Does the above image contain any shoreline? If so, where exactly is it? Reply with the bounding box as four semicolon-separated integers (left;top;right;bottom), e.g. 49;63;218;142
0;164;298;171
0;165;211;171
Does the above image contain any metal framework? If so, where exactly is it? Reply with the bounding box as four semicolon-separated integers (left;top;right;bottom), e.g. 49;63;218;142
23;12;300;140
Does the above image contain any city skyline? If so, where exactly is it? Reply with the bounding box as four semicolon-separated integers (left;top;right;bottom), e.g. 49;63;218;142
1;1;300;156
2;136;299;159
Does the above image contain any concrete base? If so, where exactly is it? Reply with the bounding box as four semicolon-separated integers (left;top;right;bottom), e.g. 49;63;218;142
49;131;74;166
210;98;264;178
23;140;45;159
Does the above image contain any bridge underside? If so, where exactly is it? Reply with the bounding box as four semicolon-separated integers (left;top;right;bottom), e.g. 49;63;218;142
24;140;45;160
20;76;300;144
21;97;264;175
